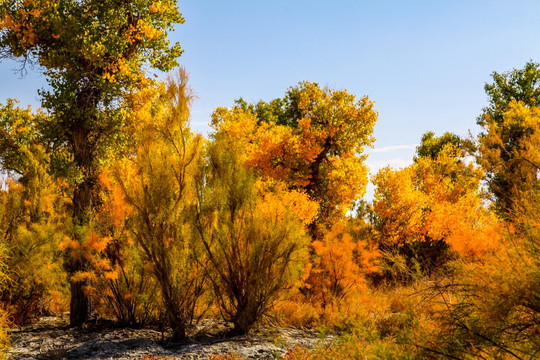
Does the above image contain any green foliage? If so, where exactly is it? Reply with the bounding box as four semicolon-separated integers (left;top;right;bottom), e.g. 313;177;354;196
477;61;540;215
479;61;540;127
0;99;45;175
0;0;185;182
414;131;469;161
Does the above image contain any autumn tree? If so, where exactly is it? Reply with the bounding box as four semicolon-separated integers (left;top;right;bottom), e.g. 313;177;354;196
373;133;500;279
0;0;185;325
114;70;206;342
477;61;540;215
195;121;318;334
414;131;470;161
228;81;377;238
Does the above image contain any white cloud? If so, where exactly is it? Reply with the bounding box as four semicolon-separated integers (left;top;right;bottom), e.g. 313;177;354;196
369;144;418;153
366;158;414;174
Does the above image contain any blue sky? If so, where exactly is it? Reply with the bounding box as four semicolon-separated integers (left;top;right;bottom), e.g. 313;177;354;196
2;0;540;196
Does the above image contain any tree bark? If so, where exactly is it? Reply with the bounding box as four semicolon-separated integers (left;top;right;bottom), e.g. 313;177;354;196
69;257;91;325
69;122;97;326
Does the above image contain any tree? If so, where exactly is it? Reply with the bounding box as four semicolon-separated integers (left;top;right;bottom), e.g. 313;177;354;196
220;81;377;238
0;0;184;325
414;131;468;161
477;61;540;215
373;135;499;279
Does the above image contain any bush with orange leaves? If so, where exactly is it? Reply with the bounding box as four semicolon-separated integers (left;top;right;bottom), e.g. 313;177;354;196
422;189;540;359
86;168;161;327
273;218;379;330
304;220;379;307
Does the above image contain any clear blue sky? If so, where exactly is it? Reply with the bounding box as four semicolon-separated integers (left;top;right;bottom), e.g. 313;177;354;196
1;0;540;196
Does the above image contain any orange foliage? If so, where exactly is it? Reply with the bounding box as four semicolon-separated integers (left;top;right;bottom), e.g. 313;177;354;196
211;82;377;237
373;144;502;270
90;165;161;326
303;221;379;306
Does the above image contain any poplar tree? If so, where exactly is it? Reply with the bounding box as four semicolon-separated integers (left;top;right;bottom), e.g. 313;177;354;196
0;0;184;325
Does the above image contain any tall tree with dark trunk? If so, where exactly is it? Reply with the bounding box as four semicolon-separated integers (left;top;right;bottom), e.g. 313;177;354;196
0;0;184;326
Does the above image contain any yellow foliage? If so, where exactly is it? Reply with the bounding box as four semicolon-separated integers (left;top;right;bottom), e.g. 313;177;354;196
211;82;377;237
478;101;540;214
373;144;501;265
0;152;69;323
0;306;9;359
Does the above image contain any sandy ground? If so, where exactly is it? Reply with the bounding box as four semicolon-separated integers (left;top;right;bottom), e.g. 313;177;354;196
7;315;331;360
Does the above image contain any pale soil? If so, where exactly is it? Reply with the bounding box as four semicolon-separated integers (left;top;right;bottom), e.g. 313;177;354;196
7;315;332;360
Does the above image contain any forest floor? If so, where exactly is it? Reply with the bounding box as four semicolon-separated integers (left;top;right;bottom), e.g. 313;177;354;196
7;315;332;360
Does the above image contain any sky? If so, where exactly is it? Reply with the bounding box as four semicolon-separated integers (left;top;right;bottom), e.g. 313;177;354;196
1;0;540;198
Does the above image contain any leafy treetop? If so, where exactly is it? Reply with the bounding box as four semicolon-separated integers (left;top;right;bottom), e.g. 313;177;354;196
0;0;184;178
218;81;377;237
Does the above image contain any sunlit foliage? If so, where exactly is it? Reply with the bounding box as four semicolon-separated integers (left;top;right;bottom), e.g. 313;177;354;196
477;61;540;215
303;220;379;308
373;139;501;279
195;119;317;334
0;20;539;360
218;81;377;238
0;0;186;325
0;101;68;324
114;69;206;341
85;168;161;327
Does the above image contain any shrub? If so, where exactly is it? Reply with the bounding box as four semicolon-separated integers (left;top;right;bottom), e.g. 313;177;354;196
116;69;206;341
196;125;317;334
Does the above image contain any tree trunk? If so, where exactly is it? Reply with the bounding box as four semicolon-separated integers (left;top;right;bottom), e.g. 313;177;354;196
169;315;186;343
164;294;187;342
69;123;96;326
69;257;91;325
232;306;257;335
69;178;94;326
